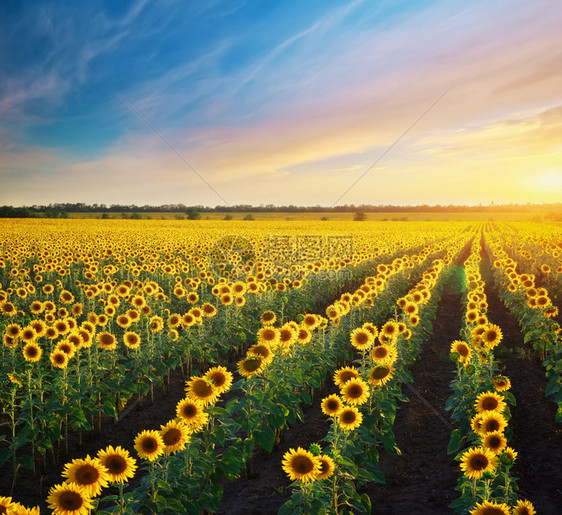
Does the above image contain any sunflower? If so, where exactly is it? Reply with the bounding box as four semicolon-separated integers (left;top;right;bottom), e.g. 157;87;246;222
513;499;535;515
450;340;471;362
368;365;394;386
474;391;506;414
278;325;297;348
29;320;46;338
316;455;335;480
302;314;319;330
321;394;344;417
403;302;419;316
123;331;141;350
166;313;181;329
0;302;17;317
185;376;219;406
160;420;191;455
3;334;18;348
247;343;275;365
134;429;165;461
97;332;117;351
361;322;378;338
381;321;399;338
62;455;110;497
370;344;396;365
282;447;321;483
257;326;280;346
340;377;370;405
56;341;76;359
237;354;264;378
460;447;497;479
6;324;22;340
47;482;93;515
260;311;276;325
337;405;363;431
203;366;233;395
466;310;479;323
149;316;164;333
23;342;42;362
201;303;217;317
0;496;14;514
296;327;312;344
182;313;196;327
29;301;44;315
116;314;132;329
481;431;507;455
502;446;518;464
333;366;360;386
350;327;374;351
186;292;199;304
493;376;511;392
6;501;40;514
175;397;208;429
50;350;69;369
97;445;137;484
482;324;503;349
469;500;511;515
20;327;37;344
477;411;508;436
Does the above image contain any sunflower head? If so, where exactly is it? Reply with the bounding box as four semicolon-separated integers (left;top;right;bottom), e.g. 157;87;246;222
260;311;276;325
493;375;511;392
282;447;321;483
477;411;508;435
160;420;191;455
340;377;370;405
97;445;137;484
337;405;363;431
316;454;335;480
134;429;165;462
61;455;110;498
175;397;208;429
368;365;394;386
474;391;506;414
350;327;373;351
321;394;343;417
47;482;93;515
203;366;233;395
333;366;360;386
469;500;511;515
481;431;507;455
513;499;535;515
460;446;497;480
237;354;265;378
185;376;219;406
450;340;471;362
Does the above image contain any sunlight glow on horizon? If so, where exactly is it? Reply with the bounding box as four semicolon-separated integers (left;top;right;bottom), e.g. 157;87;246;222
1;0;562;207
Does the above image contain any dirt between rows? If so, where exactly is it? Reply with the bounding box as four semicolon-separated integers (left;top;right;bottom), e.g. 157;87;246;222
3;252;562;513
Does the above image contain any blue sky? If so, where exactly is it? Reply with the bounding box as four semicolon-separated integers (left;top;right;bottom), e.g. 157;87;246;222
1;0;561;206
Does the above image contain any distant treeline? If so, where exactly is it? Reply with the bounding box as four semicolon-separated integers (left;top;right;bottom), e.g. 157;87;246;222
2;202;562;218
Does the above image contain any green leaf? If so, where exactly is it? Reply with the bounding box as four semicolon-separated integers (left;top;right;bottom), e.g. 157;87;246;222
447;429;464;455
254;425;275;452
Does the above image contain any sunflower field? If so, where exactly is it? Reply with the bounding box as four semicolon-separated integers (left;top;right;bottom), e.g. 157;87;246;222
0;219;561;514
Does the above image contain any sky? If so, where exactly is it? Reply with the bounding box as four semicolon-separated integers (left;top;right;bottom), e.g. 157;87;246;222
1;0;561;208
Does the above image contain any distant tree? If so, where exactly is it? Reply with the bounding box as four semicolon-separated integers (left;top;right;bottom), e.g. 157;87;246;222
321;216;329;221
243;213;255;221
224;214;233;220
353;211;367;221
129;212;142;219
186;207;201;220
101;213;110;219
